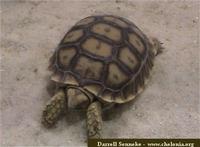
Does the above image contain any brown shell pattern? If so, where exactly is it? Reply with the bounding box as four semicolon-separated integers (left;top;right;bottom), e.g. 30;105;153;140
49;15;155;104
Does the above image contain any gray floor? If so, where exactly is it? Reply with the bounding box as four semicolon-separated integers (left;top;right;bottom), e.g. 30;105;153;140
1;0;199;146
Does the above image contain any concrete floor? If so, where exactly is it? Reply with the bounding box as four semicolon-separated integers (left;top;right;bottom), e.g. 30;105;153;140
0;0;199;146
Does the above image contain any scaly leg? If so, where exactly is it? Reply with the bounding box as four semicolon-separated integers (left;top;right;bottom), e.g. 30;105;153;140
42;90;66;127
86;101;103;138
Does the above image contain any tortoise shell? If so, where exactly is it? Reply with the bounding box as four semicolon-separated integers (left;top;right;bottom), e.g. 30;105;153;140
49;15;155;104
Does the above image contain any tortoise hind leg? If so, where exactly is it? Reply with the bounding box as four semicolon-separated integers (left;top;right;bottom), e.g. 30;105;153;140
42;90;66;127
86;101;103;138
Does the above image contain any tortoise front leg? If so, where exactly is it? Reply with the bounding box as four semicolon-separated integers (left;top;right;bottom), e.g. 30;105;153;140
42;89;66;127
86;101;103;138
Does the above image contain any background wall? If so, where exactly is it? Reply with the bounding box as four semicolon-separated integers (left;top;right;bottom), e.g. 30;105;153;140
1;0;199;146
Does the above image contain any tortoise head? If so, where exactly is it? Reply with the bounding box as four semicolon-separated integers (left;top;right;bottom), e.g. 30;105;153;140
66;87;93;110
149;37;164;56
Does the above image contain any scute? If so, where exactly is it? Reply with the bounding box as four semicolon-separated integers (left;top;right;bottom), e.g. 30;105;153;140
128;33;145;54
130;26;147;41
83;84;102;96
91;23;121;42
58;47;76;67
50;15;154;104
63;29;83;43
76;17;95;26
64;74;79;85
118;47;139;70
103;16;128;28
51;72;78;85
82;37;112;58
100;90;114;103
106;63;129;89
74;56;103;80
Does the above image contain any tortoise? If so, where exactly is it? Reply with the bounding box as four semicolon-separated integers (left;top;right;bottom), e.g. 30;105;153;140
42;15;163;138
